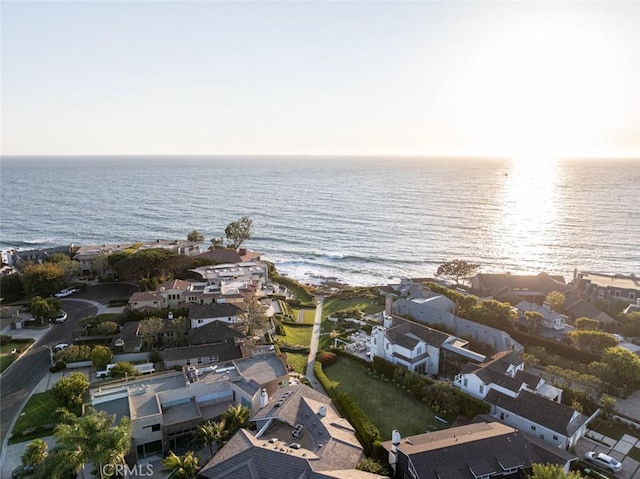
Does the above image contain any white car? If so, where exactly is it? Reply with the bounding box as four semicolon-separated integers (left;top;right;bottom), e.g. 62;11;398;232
54;311;67;323
54;287;79;298
52;343;69;353
585;452;622;472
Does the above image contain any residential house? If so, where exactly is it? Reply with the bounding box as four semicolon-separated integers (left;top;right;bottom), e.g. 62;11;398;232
189;303;243;329
188;320;246;346
454;350;562;403
469;272;567;304
371;314;485;378
157;279;191;308
199;383;381;479
138;239;201;256
381;420;576;479
5;246;73;270
128;291;164;311
91;352;288;460
73;243;136;275
514;300;574;340
574;271;640;305
195;247;262;264
469;271;616;326
485;389;593;449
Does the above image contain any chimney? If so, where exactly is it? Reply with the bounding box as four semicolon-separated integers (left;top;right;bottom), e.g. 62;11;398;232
239;248;247;256
260;388;268;408
389;429;401;473
318;405;327;417
385;294;393;315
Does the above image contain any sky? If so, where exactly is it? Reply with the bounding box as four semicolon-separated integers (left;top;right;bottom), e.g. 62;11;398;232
2;1;639;160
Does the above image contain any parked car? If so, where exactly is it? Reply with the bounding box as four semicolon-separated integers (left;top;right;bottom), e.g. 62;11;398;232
54;310;68;323
52;343;69;353
585;452;622;472
11;464;35;478
54;287;79;298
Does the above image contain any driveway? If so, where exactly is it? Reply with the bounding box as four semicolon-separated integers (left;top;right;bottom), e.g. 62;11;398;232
576;434;640;478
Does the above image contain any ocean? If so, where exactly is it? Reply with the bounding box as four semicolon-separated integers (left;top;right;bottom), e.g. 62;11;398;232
1;156;638;286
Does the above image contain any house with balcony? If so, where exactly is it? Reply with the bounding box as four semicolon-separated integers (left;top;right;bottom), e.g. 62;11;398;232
91;352;288;460
370;314;486;379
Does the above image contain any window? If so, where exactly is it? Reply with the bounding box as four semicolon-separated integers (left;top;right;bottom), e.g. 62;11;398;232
186;359;191;365
631;293;636;300
479;384;484;394
531;425;536;431
598;290;605;298
152;424;161;432
416;346;423;355
553;435;558;441
614;290;621;297
463;378;468;387
198;319;203;324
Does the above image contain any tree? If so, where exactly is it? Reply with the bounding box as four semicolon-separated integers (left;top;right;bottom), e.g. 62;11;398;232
110;361;137;379
0;273;25;302
187;230;205;243
545;291;566;312
224;216;253;249
22;262;66;297
525;311;543;334
468;299;515;329
576;317;599;331
435;259;480;285
356;458;389;475
210;237;224;248
162;451;199;479
22;438;48;478
93;321;119;335
138;316;166;350
569;330;617;355
600;346;640;388
221;404;250;437
51;372;89;414
29;296;61;325
53;408;132;479
528;463;583;478
599;394;617;419
42;448;83;479
89;345;113;370
166;316;190;348
112;248;177;283
241;299;268;335
90;253;110;279
194;419;226;460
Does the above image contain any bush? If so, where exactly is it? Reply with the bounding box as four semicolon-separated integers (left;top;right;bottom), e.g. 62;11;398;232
0;334;13;346
49;360;66;373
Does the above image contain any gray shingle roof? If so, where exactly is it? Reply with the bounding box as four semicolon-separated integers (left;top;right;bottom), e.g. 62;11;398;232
485;390;588;436
189;302;243;319
162;342;244;362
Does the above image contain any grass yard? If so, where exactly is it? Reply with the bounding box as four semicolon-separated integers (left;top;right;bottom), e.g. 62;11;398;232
628;446;640;463
323;356;450;440
0;340;34;373
284;352;310;375
11;390;58;442
280;323;313;346
295;309;316;325
590;419;640;442
322;298;383;318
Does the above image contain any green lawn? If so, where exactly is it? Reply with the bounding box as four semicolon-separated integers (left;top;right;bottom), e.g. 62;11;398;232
280;323;313;346
628;446;640;463
0;340;34;373
11;390;59;441
590;419;640;442
296;309;316;325
285;352;310;374
323;356;450;440
322;298;383;318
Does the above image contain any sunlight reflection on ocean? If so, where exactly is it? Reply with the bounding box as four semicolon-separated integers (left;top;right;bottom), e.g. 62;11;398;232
1;156;638;285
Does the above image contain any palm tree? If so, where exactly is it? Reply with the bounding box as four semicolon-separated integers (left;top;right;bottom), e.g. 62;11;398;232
22;438;48;477
162;450;200;479
222;404;249;436
42;449;83;479
194;419;226;460
53;408;132;479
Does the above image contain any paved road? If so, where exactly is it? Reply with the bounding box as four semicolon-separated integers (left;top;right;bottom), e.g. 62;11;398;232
0;300;98;445
0;282;138;447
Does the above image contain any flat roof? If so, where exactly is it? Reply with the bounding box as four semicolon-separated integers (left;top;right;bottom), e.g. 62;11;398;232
234;353;287;384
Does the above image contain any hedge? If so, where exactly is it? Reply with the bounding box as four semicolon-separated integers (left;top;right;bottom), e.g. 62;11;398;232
510;330;600;364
